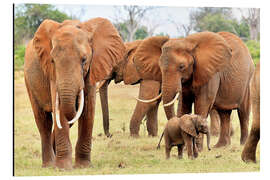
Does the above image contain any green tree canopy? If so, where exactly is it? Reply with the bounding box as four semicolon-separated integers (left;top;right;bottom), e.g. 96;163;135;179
134;26;148;40
190;7;249;39
115;21;149;42
15;4;71;47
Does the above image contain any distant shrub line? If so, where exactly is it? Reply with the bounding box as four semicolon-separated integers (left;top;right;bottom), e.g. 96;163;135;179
14;39;260;71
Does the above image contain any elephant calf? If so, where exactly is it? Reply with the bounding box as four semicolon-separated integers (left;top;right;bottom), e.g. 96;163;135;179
161;114;211;159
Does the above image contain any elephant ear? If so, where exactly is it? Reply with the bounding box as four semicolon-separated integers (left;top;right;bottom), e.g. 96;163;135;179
133;36;169;82
184;32;232;88
123;40;142;84
79;17;126;85
33;19;61;77
179;114;197;137
61;19;80;26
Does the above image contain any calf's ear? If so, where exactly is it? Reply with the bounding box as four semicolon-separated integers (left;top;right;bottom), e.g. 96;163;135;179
179;115;197;137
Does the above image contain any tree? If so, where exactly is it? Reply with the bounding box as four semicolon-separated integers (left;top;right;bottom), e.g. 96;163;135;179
114;21;148;41
134;26;148;40
155;32;169;37
190;7;233;32
239;8;260;41
113;5;154;42
14;4;70;46
171;20;194;37
188;7;250;40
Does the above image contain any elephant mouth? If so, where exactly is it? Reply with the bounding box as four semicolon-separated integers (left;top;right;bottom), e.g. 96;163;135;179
53;90;84;129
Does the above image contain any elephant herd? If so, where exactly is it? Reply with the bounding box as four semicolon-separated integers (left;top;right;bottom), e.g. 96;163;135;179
23;17;260;170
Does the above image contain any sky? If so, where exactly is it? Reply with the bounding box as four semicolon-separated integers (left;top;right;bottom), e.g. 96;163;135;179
55;4;190;37
55;4;246;38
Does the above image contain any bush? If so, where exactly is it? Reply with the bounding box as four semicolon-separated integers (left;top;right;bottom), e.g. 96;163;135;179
245;40;260;65
14;45;26;71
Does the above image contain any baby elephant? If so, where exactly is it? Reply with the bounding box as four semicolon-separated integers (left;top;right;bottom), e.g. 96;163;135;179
162;114;211;159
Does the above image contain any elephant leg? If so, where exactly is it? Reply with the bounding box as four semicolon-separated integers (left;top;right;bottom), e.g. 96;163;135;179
214;109;232;148
241;98;260;163
186;137;194;159
193;138;198;158
194;75;219;151
165;146;172;159
177;144;184;159
146;100;161;137
75;86;96;168
177;87;193;117
130;80;161;137
237;88;251;145
210;109;220;136
26;89;55;167
210;109;234;137
164;130;171;159
241;126;260;163
99;80;111;137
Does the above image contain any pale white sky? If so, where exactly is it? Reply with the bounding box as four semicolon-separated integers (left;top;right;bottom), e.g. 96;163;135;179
55;4;246;38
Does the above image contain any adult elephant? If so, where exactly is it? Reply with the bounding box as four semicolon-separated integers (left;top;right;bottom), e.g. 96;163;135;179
133;32;254;148
97;40;162;137
24;18;125;169
241;61;260;163
99;39;231;138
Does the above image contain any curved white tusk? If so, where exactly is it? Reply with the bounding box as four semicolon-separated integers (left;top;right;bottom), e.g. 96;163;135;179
96;80;107;93
55;93;62;129
68;90;84;125
134;93;162;103
163;92;179;107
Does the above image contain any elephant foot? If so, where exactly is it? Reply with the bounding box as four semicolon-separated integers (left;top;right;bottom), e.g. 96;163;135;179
213;140;230;148
130;133;140;138
74;159;92;168
197;145;203;152
55;158;72;170
188;156;194;160
241;152;256;163
42;160;55;168
148;134;157;137
106;132;113;138
210;130;219;137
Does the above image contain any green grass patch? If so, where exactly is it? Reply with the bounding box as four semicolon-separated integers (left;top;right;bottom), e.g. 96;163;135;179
14;45;26;71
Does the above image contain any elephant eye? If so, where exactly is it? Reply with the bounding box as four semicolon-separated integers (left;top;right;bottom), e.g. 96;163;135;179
179;64;185;71
82;56;87;65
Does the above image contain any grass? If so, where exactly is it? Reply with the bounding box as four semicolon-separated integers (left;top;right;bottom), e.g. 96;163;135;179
14;70;260;176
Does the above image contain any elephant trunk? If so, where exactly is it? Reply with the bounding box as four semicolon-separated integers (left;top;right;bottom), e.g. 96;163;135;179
162;72;181;120
58;86;77;121
206;131;211;151
99;80;111;137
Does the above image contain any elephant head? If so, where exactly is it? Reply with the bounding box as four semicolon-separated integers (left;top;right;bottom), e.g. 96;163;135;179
113;40;142;85
133;32;232;119
96;40;142;137
179;114;211;150
33;18;125;129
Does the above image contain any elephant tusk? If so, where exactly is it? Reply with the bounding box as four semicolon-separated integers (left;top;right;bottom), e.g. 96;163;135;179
163;92;179;107
134;93;162;103
68;90;84;125
55;92;62;129
96;80;107;93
